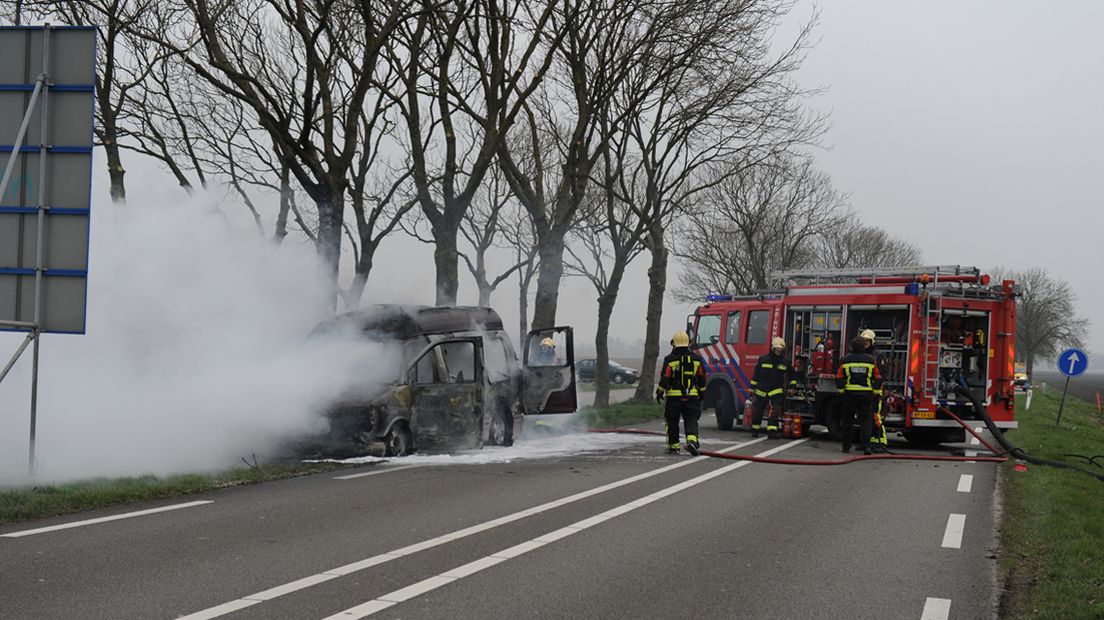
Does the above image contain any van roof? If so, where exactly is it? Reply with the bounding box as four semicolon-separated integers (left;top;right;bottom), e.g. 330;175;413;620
312;304;505;340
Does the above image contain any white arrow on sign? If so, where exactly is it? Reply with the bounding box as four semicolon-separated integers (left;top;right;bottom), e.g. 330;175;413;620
1067;351;1081;374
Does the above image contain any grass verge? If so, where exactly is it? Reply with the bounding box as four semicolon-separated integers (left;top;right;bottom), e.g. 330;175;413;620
998;388;1104;618
0;462;347;525
577;399;665;428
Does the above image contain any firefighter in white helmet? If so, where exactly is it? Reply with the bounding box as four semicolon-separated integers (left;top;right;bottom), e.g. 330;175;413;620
655;330;706;455
860;329;889;452
750;336;796;439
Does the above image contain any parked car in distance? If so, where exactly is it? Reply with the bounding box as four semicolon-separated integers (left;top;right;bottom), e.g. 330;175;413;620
575;358;638;384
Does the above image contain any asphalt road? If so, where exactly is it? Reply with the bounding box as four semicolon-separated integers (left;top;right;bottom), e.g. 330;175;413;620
0;415;1001;620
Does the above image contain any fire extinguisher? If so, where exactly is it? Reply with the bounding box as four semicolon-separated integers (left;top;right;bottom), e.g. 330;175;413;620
792;414;803;438
743;399;753;427
783;413;793;438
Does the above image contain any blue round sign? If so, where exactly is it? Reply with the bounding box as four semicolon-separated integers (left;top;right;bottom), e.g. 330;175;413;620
1057;348;1089;378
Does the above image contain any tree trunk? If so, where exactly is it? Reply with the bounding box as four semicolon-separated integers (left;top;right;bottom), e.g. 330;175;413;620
519;261;531;346
434;221;460;306
634;234;668;402
531;232;566;330
103;139;127;204
593;259;628;409
346;253;373;311
314;184;344;312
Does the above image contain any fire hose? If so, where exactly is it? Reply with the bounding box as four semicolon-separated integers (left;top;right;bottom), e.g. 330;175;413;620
591;385;1104;480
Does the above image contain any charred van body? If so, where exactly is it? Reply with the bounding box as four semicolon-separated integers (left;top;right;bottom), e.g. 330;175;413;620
309;305;576;456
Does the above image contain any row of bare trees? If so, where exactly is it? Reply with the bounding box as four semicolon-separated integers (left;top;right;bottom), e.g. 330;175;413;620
7;0;1016;407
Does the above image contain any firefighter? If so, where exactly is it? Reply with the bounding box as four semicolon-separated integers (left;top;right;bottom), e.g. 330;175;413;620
750;336;795;439
655;330;706;455
533;337;560;366
836;336;883;454
860;329;889;453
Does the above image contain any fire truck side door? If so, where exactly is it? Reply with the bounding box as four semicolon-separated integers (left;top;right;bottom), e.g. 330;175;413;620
522;326;577;414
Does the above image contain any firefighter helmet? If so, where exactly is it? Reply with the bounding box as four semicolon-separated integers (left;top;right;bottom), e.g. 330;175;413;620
771;337;785;349
860;329;876;342
672;330;690;347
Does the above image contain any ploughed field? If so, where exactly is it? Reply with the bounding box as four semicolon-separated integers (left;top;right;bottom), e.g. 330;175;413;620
1033;370;1104;404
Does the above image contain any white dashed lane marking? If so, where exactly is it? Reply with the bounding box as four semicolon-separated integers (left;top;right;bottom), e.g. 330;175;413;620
941;513;966;549
1;501;214;538
921;597;952;620
956;474;973;493
334;465;424;480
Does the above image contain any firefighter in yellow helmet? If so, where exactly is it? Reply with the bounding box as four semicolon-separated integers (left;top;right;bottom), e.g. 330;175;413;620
860;329;889;452
533;336;560;366
750;336;796;439
655;330;706;455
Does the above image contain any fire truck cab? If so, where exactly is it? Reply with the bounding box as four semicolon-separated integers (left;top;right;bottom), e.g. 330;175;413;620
688;266;1019;446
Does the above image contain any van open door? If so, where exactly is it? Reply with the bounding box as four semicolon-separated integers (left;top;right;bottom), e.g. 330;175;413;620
522;326;577;414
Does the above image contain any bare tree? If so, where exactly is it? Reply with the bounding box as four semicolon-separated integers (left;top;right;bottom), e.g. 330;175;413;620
994;267;1090;377
814;220;923;269
673;156;848;302
131;0;417;306
13;0;162;203
384;0;562;306
457;167;534;307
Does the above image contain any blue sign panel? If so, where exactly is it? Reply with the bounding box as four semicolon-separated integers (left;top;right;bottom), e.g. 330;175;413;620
1057;348;1089;378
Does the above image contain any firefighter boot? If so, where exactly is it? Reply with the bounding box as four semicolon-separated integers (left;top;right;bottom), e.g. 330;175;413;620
686;435;700;456
666;442;681;455
841;442;851;454
752;425;761;439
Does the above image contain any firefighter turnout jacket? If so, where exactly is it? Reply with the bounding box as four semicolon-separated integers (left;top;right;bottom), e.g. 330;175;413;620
658;348;706;399
751;351;795;398
836;352;883;393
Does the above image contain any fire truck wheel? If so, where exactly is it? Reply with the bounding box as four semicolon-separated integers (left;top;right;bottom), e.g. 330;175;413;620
904;429;941;448
824;398;847;441
715;386;735;430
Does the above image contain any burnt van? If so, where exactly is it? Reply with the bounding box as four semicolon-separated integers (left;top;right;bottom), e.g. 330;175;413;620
310;304;576;456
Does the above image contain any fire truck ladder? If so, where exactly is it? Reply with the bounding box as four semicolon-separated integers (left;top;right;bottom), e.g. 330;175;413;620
771;265;981;285
922;291;943;398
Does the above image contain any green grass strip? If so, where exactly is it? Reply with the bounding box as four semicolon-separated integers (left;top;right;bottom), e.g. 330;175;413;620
0;462;346;525
999;388;1104;618
577;399;665;428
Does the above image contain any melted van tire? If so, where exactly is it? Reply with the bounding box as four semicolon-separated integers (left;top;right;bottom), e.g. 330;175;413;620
386;421;414;457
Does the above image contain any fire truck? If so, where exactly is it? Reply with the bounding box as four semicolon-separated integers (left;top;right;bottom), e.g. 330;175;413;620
688;266;1019;445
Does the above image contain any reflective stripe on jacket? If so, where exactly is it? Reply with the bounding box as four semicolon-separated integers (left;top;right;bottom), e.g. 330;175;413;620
836;352;883;393
658;349;706;398
751;352;795;397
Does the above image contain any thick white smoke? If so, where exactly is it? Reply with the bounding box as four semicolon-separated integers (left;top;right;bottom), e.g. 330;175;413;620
0;197;395;484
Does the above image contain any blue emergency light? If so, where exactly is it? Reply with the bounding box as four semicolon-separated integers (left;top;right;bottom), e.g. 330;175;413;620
904;283;921;295
705;294;733;302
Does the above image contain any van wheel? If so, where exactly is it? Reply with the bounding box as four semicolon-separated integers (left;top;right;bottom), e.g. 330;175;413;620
715;387;735;430
386;421;414;457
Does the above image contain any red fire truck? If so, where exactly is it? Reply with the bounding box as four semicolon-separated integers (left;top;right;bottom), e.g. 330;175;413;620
688;266;1019;445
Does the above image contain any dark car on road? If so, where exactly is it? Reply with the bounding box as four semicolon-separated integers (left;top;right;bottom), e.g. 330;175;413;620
310;305;577;456
575;358;638;384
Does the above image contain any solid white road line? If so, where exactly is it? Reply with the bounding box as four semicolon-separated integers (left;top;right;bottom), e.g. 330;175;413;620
334;465;424;480
323;440;807;620
0;501;214;538
941;513;966;549
956;474;974;493
178;437;771;620
920;597;952;620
